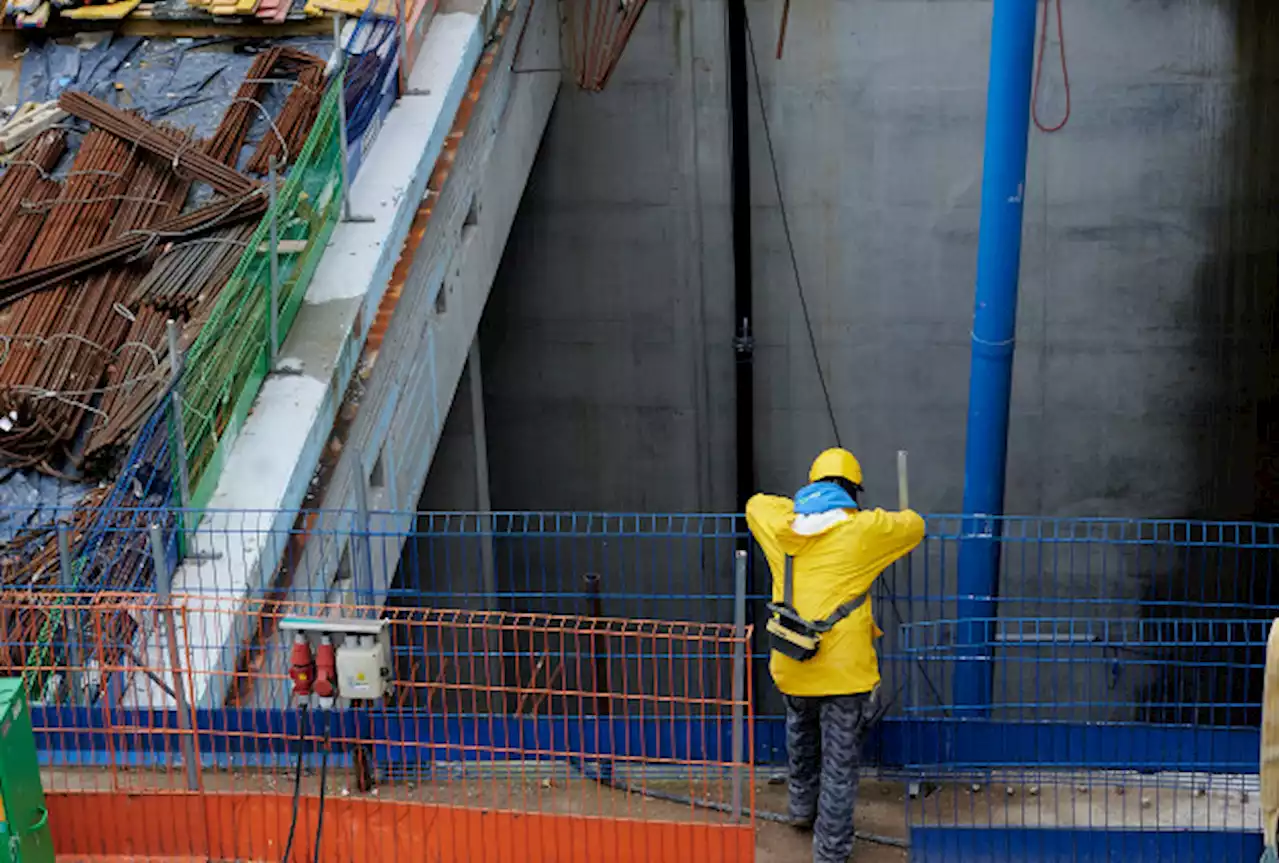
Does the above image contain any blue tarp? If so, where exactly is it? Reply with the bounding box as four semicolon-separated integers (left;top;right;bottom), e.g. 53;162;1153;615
19;35;332;164
0;471;88;544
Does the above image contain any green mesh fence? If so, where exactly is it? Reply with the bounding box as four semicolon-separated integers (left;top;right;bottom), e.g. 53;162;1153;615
181;81;344;512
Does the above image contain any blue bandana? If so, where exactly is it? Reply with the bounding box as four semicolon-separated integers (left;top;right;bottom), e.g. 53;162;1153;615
793;481;858;515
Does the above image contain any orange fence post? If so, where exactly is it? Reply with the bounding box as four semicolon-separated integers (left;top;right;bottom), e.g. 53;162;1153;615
731;548;747;822
149;523;201;792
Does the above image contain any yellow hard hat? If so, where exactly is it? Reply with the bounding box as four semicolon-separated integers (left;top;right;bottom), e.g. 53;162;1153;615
809;448;863;486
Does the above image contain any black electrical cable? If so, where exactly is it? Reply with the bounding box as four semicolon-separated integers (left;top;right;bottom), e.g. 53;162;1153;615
312;728;330;863
741;15;840;449
280;702;310;863
742;11;951;720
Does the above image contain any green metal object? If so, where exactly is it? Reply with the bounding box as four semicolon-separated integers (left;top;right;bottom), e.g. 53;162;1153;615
0;680;53;863
181;80;345;514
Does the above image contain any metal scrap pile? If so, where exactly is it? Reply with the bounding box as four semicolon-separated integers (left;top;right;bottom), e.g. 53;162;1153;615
0;45;327;682
0;46;327;479
0;486;105;677
0;487;175;690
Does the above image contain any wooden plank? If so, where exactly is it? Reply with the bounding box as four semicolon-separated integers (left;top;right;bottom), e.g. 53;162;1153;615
6;0;43;17
4;102;41;126
114;13;328;34
60;0;143;19
308;0;396;16
256;238;308;254
0;102;66;151
13;4;50;28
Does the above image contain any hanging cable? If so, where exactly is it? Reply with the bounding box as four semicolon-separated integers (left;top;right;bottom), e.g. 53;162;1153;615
1031;0;1070;133
280;703;310;863
743;14;841;448
744;11;952;719
774;0;791;59
312;726;331;863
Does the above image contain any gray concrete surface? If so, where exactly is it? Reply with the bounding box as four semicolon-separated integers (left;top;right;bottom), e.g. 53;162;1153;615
427;0;1277;523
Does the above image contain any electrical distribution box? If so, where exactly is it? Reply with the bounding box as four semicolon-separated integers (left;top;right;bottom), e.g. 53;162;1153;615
280;617;391;703
336;637;388;700
0;680;53;863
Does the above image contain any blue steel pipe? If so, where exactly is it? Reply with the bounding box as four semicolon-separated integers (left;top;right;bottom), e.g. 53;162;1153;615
954;0;1039;717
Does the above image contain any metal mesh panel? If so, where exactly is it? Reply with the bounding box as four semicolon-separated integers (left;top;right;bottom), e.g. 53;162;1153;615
179;82;345;512
21;592;755;863
899;518;1276;861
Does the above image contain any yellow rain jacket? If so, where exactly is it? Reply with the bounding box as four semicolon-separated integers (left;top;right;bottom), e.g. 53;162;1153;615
746;495;925;697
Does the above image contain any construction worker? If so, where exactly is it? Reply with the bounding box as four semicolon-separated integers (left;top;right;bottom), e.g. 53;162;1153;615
1262;616;1278;863
746;447;924;863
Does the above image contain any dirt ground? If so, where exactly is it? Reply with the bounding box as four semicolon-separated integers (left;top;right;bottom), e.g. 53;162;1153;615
903;771;1258;831
49;763;1254;861
48;765;910;862
751;779;909;863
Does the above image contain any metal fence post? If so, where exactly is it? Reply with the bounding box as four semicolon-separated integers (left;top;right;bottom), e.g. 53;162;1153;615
731;548;747;822
468;341;497;600
394;0;408;96
352;466;373;605
897;450;910;511
330;14;372;224
267;155;280;365
56;523;84;706
149;523;201;791
583;573;612;784
332;13;350;219
166;320;191;535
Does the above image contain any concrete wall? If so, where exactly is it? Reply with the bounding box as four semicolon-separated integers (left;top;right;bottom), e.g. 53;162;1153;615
429;0;1276;522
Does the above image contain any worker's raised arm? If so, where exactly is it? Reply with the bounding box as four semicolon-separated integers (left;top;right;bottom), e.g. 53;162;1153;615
856;507;926;572
745;493;791;557
745;494;791;532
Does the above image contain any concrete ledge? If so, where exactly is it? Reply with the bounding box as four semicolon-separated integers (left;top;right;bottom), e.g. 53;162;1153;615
239;0;561;707
295;0;559;609
124;11;485;710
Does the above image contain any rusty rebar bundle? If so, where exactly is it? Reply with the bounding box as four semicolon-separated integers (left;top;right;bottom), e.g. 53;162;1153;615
0;130;139;408
0;191;267;309
0;131;67;277
0;178;60;279
80;308;177;472
59;91;258;198
0;136;196;473
0;487;105;674
245;49;327;174
0;108;260;474
126;223;255;317
563;0;652;90
0;57;325;477
206;47;285;168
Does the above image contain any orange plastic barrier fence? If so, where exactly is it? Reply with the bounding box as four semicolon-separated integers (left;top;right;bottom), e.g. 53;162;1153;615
17;592;755;862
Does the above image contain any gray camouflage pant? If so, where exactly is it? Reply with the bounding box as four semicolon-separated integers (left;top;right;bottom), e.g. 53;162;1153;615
784;692;872;863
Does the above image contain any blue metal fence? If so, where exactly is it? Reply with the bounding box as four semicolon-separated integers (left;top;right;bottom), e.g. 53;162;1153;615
4;505;1273;858
897;516;1275;862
